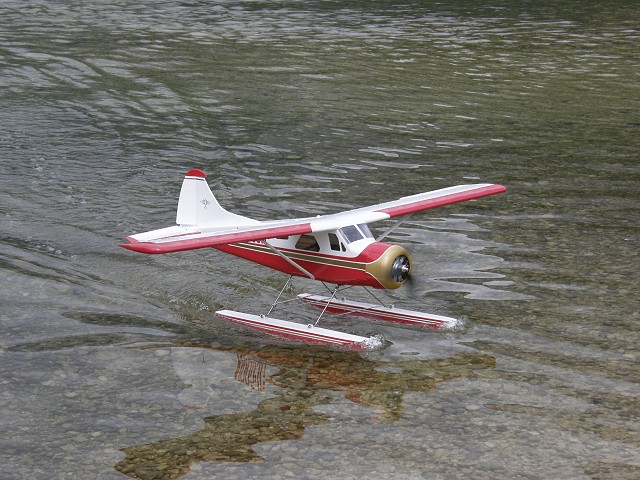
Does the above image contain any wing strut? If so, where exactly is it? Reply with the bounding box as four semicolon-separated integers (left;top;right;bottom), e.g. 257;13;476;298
261;240;315;280
375;215;411;242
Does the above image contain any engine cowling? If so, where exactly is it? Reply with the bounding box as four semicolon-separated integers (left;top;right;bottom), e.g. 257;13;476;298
364;244;412;289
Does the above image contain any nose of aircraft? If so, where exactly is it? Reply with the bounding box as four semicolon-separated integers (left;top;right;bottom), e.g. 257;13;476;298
390;254;411;283
365;244;412;289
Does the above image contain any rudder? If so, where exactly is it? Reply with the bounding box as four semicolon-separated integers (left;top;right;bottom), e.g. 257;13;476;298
175;169;257;227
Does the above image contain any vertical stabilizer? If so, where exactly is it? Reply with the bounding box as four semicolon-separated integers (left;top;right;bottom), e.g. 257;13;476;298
175;169;257;227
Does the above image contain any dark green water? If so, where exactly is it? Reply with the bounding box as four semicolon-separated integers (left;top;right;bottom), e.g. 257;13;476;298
1;1;638;479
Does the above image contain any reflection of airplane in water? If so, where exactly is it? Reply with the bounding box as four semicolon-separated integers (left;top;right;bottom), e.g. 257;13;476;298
115;345;495;480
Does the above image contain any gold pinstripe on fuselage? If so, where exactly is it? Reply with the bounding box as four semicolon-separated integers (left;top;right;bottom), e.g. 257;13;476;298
231;241;368;271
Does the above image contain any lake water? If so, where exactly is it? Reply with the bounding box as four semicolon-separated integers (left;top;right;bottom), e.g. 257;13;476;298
1;1;639;479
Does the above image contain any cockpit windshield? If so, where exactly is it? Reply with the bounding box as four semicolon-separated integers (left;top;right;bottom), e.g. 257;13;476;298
357;223;374;239
339;225;362;243
339;224;374;244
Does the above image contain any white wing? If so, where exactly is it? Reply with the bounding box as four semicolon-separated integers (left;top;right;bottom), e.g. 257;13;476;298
120;169;506;254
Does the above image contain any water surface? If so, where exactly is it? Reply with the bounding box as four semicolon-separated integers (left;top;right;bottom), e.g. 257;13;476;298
1;1;639;479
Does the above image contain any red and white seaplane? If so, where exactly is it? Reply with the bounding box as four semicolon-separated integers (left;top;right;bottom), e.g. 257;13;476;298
120;169;505;350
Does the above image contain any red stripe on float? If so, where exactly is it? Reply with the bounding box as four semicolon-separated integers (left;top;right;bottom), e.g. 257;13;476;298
216;311;372;350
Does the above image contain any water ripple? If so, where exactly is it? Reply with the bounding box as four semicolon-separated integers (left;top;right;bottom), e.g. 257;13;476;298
1;1;639;478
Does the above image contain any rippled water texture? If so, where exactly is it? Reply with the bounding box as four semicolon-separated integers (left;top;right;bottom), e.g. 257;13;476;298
1;1;639;479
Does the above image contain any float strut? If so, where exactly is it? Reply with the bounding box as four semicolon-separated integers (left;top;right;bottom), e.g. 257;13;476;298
313;285;341;326
266;276;293;316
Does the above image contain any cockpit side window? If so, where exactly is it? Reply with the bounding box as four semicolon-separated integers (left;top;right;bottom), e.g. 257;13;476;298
328;233;344;251
295;234;320;252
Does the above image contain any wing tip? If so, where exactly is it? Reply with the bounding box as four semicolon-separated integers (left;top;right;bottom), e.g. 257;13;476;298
119;241;164;254
119;242;139;251
484;183;506;195
120;237;154;253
